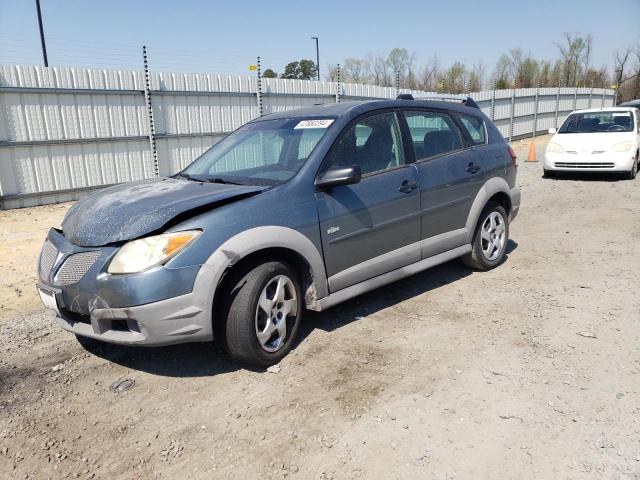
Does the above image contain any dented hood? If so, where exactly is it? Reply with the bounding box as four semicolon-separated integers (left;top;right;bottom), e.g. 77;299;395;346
62;178;267;247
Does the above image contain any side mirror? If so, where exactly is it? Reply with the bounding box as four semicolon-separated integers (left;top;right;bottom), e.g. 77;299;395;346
315;165;362;190
548;128;557;135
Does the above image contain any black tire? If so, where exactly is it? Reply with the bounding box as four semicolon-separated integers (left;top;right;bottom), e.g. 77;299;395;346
462;203;509;271
219;261;302;367
626;155;638;180
543;169;556;178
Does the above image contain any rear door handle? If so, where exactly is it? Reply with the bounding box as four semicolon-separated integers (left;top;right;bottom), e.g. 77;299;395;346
466;162;481;174
398;180;418;193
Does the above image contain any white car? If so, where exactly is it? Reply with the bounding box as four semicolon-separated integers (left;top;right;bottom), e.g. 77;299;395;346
543;107;640;179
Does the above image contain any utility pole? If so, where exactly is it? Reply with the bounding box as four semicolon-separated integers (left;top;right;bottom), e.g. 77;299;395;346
35;0;48;67
311;36;320;81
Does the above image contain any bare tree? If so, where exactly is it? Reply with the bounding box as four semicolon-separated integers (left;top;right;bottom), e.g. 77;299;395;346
419;55;440;91
583;33;593;83
616;45;640;102
367;53;392;87
325;64;340;82
343;58;368;83
492;53;512;89
557;33;587;86
614;47;632;87
468;62;485;92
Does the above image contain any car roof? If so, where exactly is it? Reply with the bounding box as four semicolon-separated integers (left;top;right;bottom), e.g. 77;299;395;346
571;106;636;114
619;99;640;107
251;99;482;122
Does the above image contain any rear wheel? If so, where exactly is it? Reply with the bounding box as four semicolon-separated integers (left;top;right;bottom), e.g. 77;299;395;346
219;261;302;367
462;203;509;271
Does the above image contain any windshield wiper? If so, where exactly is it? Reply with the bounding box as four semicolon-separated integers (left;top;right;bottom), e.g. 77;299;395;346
207;177;244;185
176;172;201;182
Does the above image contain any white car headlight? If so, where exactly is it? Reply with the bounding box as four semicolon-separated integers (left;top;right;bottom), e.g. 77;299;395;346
108;230;202;274
610;141;632;152
546;142;565;153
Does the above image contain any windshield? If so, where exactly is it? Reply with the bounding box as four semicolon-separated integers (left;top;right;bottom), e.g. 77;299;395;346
182;118;334;185
559;111;634;134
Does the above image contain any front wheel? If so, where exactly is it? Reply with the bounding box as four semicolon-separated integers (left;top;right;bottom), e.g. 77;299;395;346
462;203;509;271
626;155;638;180
220;261;302;367
543;169;556;178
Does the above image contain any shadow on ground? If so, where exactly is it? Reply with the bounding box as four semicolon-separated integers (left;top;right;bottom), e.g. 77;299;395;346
543;171;629;182
79;240;518;378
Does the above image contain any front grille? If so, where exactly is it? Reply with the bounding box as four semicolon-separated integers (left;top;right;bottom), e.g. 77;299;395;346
55;251;101;286
554;162;615;169
39;241;58;279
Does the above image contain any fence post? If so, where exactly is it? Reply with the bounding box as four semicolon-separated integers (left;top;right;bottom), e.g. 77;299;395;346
588;83;593;108
142;45;159;177
508;88;515;143
532;85;538;138
335;64;341;103
490;82;496;121
554;85;560;128
395;70;400;98
256;56;263;117
572;86;578;111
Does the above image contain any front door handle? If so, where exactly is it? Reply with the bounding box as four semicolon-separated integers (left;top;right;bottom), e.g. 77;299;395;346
466;162;481;174
398;180;418;193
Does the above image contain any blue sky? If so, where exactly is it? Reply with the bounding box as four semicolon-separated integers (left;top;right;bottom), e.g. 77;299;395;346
1;0;638;77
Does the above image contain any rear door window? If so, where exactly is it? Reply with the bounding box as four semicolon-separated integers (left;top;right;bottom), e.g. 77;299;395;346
457;114;487;145
403;110;463;161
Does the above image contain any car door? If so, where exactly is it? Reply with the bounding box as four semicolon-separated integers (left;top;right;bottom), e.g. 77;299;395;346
401;109;469;258
442;112;489;232
315;110;421;293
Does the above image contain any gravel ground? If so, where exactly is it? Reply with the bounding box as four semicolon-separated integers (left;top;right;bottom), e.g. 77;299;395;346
1;136;639;480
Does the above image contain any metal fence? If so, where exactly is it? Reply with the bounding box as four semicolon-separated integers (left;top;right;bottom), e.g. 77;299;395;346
0;64;615;209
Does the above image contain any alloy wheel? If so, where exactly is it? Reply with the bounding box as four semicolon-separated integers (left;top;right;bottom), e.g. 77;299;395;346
480;211;506;261
254;275;298;353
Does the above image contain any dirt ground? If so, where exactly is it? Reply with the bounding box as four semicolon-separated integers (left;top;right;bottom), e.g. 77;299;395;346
0;202;71;323
1;136;639;480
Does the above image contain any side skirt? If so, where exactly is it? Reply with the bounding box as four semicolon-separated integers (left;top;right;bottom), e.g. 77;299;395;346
315;244;471;312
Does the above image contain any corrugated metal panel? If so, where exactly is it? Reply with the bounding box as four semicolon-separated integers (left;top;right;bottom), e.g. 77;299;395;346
0;64;616;207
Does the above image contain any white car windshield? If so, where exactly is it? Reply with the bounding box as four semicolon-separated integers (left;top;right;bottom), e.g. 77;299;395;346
559;111;634;134
182;118;334;185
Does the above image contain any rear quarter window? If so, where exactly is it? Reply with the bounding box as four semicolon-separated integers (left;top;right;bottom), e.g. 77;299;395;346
458;114;487;146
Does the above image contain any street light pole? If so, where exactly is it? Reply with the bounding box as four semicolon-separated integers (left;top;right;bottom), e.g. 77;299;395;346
35;0;48;67
311;36;320;81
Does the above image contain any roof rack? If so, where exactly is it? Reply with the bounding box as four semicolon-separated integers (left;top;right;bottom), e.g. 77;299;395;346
395;94;479;109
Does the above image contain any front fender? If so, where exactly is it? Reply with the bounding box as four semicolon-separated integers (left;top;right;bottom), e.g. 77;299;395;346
190;226;328;324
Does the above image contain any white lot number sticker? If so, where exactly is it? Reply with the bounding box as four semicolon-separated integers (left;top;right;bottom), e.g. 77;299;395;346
294;119;334;129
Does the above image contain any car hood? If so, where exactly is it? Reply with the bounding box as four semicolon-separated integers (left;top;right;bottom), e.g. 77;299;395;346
551;132;633;152
62;177;268;247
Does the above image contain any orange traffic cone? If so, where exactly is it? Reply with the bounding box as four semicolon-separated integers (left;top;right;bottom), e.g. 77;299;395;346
526;140;537;162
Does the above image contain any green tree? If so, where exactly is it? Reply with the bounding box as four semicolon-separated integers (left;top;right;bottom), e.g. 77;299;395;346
443;62;466;94
281;60;317;80
262;69;277;78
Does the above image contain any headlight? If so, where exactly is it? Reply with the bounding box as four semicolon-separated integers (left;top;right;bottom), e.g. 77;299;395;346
546;142;565;153
610;141;632;152
108;230;202;274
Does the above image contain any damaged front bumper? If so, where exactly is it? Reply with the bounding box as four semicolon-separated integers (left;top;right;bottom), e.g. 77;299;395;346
38;228;212;346
45;288;211;346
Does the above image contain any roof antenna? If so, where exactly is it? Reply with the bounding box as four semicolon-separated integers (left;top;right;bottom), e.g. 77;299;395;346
397;94;414;100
